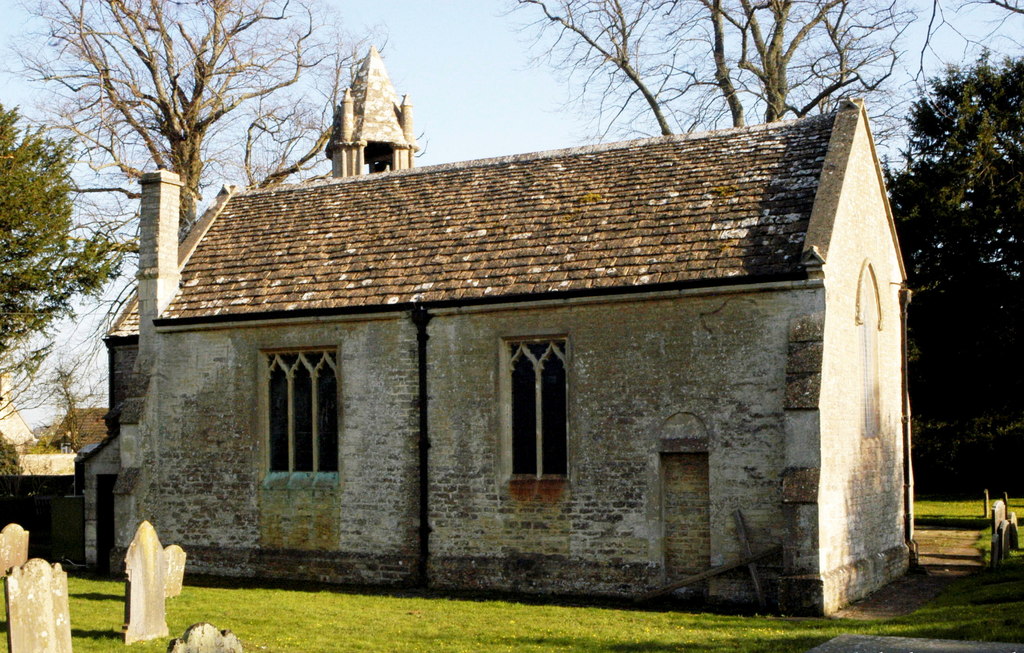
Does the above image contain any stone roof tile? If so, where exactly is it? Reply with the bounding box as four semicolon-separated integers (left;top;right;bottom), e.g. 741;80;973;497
114;113;835;332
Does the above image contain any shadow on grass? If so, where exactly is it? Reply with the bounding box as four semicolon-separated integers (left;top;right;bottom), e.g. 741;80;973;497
71;592;122;602
916;517;989;529
71;628;123;642
486;634;833;653
176;572;737;614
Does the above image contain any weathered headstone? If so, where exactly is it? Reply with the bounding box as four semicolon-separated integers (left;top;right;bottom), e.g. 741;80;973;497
164;544;187;598
984;489;990;518
1004;492;1011;509
1000;520;1011;560
991;520;1010;568
990;528;1002;569
991;500;1006;532
1009;513;1019;551
124;520;169;644
167;623;243;653
4;558;72;653
0;523;29;574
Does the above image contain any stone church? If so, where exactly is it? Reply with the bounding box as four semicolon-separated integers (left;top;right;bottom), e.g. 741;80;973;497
85;48;913;615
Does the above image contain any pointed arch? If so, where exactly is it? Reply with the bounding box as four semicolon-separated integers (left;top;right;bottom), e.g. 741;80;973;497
856;261;881;438
856;261;883;330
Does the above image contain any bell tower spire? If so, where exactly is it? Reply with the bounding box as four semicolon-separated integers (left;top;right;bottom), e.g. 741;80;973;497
326;46;418;177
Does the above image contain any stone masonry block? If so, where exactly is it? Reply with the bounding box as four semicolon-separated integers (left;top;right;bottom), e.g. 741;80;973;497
785;373;821;409
788;312;825;343
778;574;825;616
782;467;819;503
786;341;824;374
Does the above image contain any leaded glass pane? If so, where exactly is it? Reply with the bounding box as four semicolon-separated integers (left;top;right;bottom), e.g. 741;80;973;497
528;343;548;359
541;353;567;475
511;352;537;475
293;361;314;472
317;365;339;472
268;363;289;471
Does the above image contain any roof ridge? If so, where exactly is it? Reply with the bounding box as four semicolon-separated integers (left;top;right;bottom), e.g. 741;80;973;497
233;113;835;198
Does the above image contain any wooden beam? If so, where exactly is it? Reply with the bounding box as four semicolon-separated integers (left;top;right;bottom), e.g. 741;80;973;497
734;510;766;608
634;546;781;602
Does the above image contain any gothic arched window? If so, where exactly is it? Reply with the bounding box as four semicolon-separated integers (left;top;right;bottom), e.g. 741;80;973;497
857;264;882;439
266;350;339;473
509;340;568;477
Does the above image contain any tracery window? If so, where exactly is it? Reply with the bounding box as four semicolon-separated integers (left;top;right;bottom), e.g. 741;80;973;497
266;351;338;473
509;340;568;477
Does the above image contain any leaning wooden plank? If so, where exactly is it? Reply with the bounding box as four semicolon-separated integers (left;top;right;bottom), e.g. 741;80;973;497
634;546;782;602
734;510;766;608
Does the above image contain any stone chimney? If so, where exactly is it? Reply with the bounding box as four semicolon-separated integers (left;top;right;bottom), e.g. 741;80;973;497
136;169;182;366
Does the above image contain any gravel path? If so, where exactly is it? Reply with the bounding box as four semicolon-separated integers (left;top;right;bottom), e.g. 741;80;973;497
832;527;984;620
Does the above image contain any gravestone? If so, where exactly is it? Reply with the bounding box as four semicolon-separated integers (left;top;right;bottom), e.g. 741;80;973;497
990;528;1002;569
4;558;72;653
164;544;187;598
991;520;1010;568
1009;513;1019;551
167;622;243;653
984;489;990;518
0;523;29;574
124;520;168;644
992;500;1006;532
999;520;1011;560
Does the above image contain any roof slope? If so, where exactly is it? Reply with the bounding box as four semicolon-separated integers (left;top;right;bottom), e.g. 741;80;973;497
45;407;108;449
159;114;835;323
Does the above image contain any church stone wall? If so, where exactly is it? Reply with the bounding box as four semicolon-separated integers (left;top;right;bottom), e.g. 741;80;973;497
108;341;142;411
81;438;119;567
118;284;825;605
123;316;421;585
809;112;908;613
426;286;822;602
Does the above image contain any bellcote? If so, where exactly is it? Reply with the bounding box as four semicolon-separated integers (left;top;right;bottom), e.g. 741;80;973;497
326;47;418;177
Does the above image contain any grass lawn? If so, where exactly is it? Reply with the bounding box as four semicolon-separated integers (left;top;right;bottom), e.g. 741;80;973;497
2;499;1022;652
914;495;996;529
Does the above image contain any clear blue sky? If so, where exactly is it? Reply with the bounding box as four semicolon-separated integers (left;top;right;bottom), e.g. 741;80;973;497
329;2;595;165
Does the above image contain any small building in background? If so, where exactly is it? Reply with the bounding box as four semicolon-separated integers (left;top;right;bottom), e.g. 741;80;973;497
42;407;109;454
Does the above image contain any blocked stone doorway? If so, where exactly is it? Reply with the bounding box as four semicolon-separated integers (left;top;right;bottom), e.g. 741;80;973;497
661;452;710;582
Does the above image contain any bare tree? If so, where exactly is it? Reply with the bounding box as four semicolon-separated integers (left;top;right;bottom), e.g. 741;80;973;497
43;364;83;452
17;0;360;227
517;0;682;135
515;0;913;134
985;0;1024;13
40;356;104;452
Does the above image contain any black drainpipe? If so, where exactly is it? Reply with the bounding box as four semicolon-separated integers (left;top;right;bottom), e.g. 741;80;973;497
411;304;433;586
899;286;916;561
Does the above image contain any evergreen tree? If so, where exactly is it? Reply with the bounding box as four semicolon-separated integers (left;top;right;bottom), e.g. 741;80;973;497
0;437;20;476
0;104;119;365
889;56;1024;493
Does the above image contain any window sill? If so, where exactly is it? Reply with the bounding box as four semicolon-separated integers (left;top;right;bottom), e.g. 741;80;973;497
262;471;339;490
508;476;567;501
